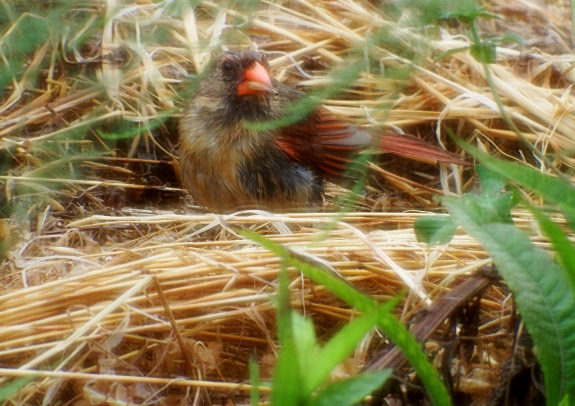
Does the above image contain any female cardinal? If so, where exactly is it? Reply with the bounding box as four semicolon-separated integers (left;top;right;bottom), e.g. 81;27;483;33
179;50;467;212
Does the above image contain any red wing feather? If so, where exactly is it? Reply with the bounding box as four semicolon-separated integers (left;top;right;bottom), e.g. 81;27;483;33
275;107;469;178
275;107;371;177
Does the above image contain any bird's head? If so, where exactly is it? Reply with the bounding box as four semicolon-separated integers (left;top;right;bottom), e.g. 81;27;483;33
199;50;276;123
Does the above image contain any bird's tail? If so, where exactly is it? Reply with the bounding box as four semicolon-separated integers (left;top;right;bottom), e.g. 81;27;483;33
377;133;471;166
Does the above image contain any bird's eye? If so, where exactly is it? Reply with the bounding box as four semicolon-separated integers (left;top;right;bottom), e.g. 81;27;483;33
221;61;235;75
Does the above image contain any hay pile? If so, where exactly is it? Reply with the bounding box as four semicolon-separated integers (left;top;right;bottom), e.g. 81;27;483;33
0;0;573;404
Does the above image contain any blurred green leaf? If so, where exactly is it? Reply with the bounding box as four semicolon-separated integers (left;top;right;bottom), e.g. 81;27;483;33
414;216;457;246
270;263;302;405
96;121;143;141
307;369;392;406
486;33;524;45
561;207;575;234
475;165;506;197
451;137;575;212
302;302;395;398
438;5;497;23
0;376;35;401
529;204;575;297
470;42;497;64
434;46;470;63
291;312;320;397
441;196;575;406
244;231;452;406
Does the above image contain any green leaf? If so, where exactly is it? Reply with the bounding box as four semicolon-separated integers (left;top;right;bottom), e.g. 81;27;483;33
0;376;35;401
302;303;393;398
485;33;523;45
561;206;575;234
475;164;506;197
441;196;575;406
529;204;575;297
243;231;452;406
414;216;457;246
437;5;497;23
307;369;392;406
451;138;575;212
271;337;301;406
470;42;497;64
478;193;515;223
501;33;523;44
244;231;376;311
96;121;144;141
291;312;321;394
440;193;514;225
270;264;302;406
434;46;470;63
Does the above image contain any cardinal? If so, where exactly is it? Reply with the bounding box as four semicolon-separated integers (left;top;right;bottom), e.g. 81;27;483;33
179;50;468;212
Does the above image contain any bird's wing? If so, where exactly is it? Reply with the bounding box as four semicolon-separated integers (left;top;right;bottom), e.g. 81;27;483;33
271;81;468;174
275;105;470;178
275;107;372;176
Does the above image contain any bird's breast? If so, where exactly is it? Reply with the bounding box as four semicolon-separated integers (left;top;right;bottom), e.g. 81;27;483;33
179;103;322;211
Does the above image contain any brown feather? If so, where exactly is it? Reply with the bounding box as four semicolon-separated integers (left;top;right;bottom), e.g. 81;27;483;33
377;133;470;166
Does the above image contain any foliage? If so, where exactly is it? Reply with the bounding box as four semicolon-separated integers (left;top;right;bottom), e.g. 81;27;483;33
414;3;575;403
415;152;575;406
244;231;452;406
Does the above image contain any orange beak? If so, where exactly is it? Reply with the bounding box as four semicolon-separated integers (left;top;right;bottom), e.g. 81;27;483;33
237;62;273;96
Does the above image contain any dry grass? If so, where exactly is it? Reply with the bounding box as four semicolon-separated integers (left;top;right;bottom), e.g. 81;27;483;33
0;0;573;404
